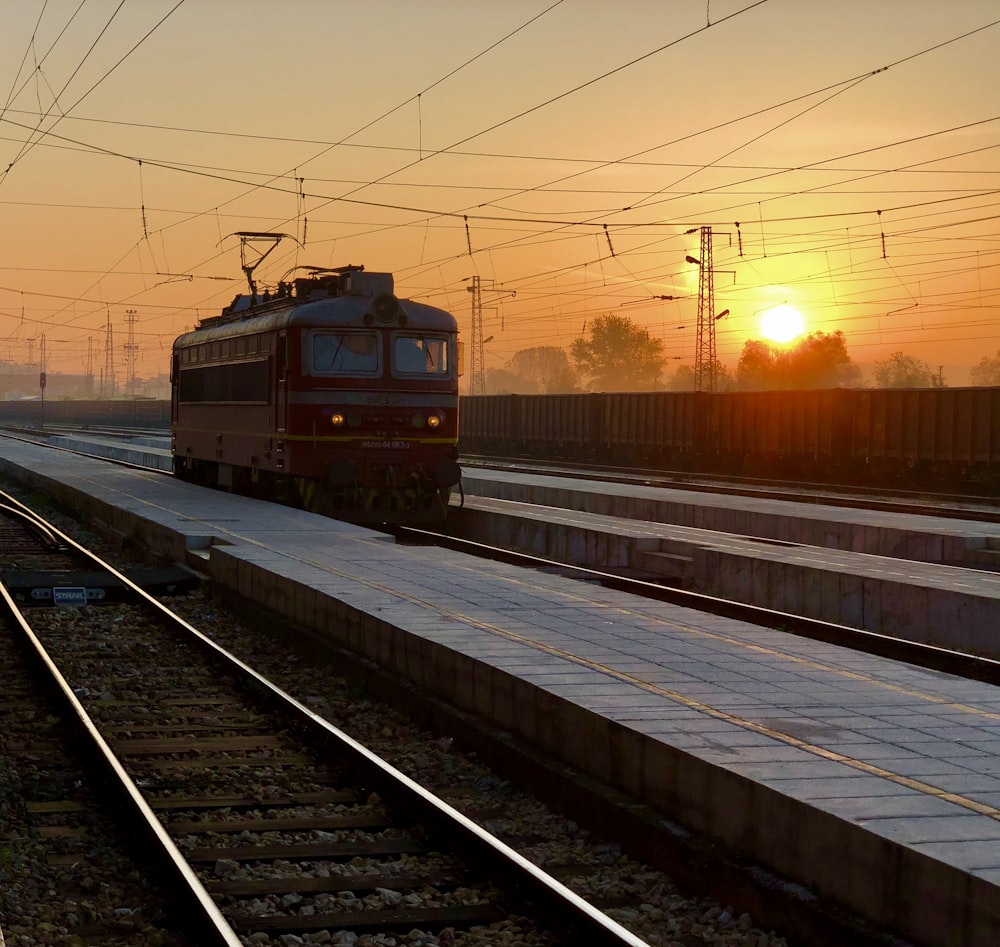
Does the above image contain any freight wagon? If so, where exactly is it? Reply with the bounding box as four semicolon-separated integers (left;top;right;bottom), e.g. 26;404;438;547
458;388;1000;490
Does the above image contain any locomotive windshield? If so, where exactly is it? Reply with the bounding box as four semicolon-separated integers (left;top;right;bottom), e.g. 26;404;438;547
311;331;380;375
393;334;450;376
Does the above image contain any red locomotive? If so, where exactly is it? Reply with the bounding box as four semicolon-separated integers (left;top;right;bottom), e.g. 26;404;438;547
170;261;461;522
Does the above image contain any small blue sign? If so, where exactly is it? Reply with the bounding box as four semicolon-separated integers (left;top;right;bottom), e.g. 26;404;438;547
52;587;88;607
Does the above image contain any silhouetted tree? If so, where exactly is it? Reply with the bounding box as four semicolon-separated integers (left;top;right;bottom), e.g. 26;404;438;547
735;331;860;390
570;314;664;391
970;351;1000;386
785;331;861;388
669;361;732;391
508;346;577;393
735;340;776;390
872;352;940;388
669;365;696;390
485;368;535;394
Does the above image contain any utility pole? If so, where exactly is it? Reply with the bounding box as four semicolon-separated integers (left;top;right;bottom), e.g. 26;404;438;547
124;309;139;397
467;275;485;396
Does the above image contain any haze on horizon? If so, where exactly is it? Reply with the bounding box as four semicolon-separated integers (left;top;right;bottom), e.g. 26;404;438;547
0;0;997;389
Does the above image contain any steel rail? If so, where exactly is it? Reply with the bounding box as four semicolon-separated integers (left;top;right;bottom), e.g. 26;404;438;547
0;501;65;548
0;524;242;946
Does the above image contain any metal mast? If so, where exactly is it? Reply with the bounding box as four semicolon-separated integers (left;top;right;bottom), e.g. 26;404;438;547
693;225;717;392
101;313;116;398
85;336;95;396
467;275;485;395
123;309;139;397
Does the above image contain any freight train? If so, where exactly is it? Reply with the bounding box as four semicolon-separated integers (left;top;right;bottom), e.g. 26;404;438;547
459;388;1000;491
170;265;462;522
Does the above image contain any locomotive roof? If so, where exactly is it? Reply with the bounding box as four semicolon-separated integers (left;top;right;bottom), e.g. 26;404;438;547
172;291;457;349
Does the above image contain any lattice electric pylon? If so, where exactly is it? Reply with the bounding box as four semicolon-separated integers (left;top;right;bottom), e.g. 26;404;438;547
693;226;717;393
467;275;485;395
101;313;116;399
124;309;139;397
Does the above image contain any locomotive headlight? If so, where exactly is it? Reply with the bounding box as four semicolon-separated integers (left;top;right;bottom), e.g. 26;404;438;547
411;413;426;428
331;412;345;426
348;412;362;427
427;414;442;429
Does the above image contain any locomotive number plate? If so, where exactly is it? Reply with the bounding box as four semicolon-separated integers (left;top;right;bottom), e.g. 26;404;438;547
361;439;411;450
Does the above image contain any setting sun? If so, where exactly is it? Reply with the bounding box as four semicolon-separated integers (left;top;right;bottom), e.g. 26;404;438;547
760;305;806;344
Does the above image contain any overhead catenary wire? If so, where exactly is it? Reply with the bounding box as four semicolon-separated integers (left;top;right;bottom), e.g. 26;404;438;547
2;0;132;182
0;4;997;375
0;0;578;343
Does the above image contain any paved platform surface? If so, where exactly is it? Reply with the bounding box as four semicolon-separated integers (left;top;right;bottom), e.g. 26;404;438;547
2;436;1000;947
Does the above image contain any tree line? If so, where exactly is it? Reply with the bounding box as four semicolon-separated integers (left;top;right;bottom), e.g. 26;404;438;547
484;313;1000;393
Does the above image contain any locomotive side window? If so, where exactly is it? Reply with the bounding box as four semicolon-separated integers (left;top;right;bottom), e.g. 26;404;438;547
177;359;270;403
393;334;450;376
310;331;380;375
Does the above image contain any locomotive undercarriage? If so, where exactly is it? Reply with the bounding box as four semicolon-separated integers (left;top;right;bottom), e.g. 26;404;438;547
294;475;450;524
173;454;450;524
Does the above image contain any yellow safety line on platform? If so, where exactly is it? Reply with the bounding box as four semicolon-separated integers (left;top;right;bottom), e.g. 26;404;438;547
450;610;1000;820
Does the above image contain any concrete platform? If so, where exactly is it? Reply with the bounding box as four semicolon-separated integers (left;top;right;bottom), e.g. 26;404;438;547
458;467;1000;567
3;436;1000;947
46;433;173;471
449;493;1000;658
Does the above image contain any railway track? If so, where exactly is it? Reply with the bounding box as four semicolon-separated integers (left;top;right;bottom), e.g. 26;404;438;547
0;491;651;947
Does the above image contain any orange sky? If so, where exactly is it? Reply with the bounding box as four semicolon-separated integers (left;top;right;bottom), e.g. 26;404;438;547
1;0;998;388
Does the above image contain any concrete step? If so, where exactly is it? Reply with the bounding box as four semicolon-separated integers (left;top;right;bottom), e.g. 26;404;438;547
633;549;694;581
964;547;1000;567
